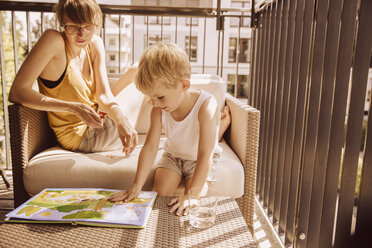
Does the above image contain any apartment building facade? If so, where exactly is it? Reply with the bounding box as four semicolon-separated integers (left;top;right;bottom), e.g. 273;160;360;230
104;0;252;99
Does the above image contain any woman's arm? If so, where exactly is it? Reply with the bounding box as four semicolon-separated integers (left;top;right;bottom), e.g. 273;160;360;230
9;29;102;128
111;63;138;97
108;107;162;202
90;35;138;154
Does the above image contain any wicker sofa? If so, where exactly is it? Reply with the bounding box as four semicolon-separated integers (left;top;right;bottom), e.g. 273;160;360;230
8;74;260;231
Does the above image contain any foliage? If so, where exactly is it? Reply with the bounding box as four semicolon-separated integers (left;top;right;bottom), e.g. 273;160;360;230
344;119;367;151
0;12;27;136
0;12;57;166
360;119;367;151
339;148;364;198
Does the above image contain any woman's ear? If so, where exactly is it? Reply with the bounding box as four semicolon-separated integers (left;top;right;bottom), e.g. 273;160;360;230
180;79;191;90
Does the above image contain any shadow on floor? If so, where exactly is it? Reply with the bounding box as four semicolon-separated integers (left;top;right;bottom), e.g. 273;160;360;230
0;169;282;248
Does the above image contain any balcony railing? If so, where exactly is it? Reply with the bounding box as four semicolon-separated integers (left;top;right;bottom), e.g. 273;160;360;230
251;0;372;247
1;0;371;247
0;0;252;170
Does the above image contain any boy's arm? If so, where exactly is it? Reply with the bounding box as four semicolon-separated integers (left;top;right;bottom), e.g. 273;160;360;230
187;97;219;193
108;107;162;202
132;107;162;189
169;97;219;215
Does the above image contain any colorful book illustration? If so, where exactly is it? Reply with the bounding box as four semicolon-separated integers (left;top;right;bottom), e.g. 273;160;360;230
5;188;157;228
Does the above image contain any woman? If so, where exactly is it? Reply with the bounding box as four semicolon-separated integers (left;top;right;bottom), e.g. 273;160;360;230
9;0;137;154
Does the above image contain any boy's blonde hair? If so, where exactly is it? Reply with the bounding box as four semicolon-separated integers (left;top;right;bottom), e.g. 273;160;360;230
54;0;102;29
135;42;191;93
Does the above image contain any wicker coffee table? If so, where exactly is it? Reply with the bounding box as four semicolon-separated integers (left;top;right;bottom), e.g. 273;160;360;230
0;196;256;247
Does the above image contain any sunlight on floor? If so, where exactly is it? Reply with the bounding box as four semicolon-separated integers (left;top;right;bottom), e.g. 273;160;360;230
254;213;273;248
253;198;286;248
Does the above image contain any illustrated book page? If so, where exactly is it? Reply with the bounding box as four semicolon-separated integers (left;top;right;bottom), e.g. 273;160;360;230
5;188;157;228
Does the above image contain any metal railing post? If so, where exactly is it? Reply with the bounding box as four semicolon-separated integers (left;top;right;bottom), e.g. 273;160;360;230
0;14;11;170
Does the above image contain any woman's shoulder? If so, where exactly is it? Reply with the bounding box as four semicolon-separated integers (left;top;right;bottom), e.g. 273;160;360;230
40;29;64;39
38;29;65;48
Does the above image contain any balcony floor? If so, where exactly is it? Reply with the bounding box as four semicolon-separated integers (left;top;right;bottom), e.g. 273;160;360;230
0;170;14;222
0;170;282;248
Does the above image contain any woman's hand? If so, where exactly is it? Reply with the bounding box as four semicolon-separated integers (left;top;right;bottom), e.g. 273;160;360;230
116;117;138;155
168;195;191;216
72;103;103;128
108;184;142;203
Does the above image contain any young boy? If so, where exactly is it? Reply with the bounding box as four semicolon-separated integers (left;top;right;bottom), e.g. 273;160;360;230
109;42;221;216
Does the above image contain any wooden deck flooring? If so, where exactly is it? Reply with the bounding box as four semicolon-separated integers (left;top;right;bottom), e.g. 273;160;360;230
0;170;14;223
0;169;283;247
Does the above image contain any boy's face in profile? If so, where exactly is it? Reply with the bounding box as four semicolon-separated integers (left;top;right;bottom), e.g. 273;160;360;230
144;80;189;113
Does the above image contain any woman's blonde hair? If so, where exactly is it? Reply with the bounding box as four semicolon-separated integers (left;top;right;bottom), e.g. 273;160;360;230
54;0;102;29
135;42;191;93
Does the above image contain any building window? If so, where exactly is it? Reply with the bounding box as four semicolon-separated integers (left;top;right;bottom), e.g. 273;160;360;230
145;16;171;25
230;1;251;27
108;69;116;73
109;38;116;46
144;35;171;48
185;36;197;62
229;38;250;63
227;74;248;98
186;17;198;26
109;54;116;61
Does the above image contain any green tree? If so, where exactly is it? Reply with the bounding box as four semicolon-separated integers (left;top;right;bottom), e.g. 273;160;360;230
0;12;27;136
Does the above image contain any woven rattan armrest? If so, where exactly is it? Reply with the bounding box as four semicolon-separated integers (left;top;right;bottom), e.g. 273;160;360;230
223;93;260;233
8;104;57;207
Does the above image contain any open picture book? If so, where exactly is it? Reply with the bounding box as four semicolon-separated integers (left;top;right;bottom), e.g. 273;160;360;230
5;188;157;228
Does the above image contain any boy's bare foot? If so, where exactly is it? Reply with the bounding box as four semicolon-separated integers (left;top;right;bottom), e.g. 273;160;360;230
219;106;231;141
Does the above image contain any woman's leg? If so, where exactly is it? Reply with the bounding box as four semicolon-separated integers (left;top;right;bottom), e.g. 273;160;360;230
152;168;182;196
219;105;231;141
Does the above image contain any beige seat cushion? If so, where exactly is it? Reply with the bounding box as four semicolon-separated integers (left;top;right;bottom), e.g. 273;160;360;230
209;140;244;198
25;138;244;198
114;80;145;128
190;74;227;112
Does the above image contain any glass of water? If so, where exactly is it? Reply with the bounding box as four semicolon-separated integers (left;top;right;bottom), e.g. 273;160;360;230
188;187;219;229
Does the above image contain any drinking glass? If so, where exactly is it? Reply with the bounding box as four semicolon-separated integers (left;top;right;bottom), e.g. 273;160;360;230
188;187;219;229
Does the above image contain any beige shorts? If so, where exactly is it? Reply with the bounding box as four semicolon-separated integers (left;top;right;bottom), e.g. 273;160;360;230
76;117;122;153
156;152;196;180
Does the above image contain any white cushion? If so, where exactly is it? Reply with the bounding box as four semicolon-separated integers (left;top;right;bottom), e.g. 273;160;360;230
209;140;244;197
24;139;244;198
24;135;159;195
112;79;145;128
190;74;227;112
134;96;153;134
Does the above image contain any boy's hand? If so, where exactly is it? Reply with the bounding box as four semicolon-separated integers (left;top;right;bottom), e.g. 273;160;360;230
108;185;141;203
168;195;190;216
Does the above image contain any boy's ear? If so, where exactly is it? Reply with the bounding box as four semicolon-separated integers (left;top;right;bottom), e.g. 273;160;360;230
180;79;190;90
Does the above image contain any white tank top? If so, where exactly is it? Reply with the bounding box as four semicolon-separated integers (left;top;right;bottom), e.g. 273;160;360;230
162;89;222;161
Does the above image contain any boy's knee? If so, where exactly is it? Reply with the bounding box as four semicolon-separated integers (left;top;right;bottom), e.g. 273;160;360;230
152;186;174;196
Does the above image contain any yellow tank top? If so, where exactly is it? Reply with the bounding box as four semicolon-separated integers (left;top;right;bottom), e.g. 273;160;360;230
38;38;97;151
